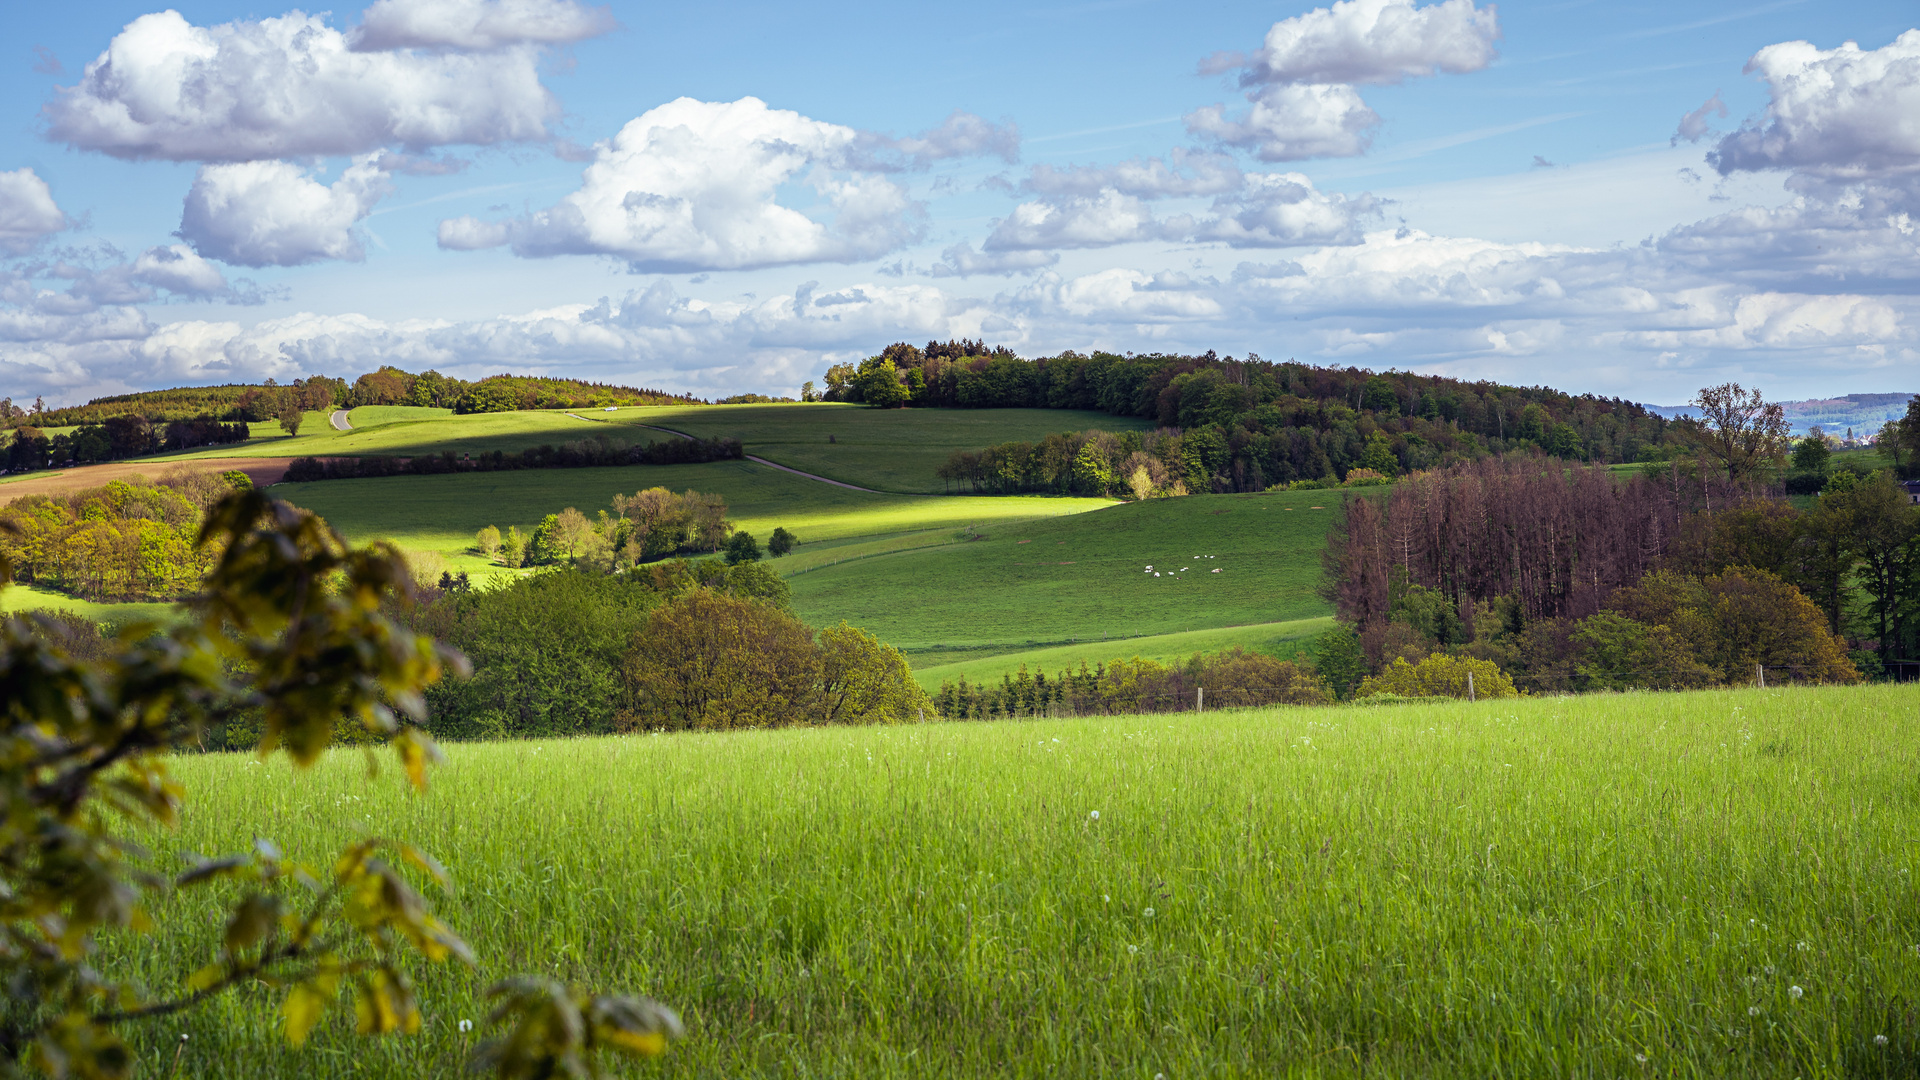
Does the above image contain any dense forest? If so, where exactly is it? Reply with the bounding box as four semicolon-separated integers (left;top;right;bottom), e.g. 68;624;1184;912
1321;455;1907;693
830;341;1677;491
0;470;253;601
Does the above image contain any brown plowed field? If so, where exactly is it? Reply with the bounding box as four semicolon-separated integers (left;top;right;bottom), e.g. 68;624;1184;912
0;458;297;502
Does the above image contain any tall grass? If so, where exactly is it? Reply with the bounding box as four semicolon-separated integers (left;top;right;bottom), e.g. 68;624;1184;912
110;684;1920;1077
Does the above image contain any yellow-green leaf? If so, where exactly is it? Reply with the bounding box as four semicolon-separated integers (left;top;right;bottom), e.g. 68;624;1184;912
283;983;331;1047
600;1028;668;1057
185;963;225;993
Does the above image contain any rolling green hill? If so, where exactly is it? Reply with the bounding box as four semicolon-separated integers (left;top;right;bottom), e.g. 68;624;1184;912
787;488;1347;654
907;616;1337;689
617;402;1156;493
277;460;1116;577
12;404;1355;683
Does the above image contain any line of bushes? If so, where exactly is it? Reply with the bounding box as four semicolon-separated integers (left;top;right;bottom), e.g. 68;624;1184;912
391;566;926;741
5;417;250;474
282;434;742;482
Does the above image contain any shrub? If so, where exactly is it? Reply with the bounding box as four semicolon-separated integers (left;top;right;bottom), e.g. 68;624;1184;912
622;590;821;730
1355;653;1517;700
724;531;763;565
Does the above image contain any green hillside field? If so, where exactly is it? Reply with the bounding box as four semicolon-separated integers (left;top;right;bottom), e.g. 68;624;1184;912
277;460;1117;577
606;402;1156;493
788;488;1349;652
103;683;1920;1078
907;616;1338;689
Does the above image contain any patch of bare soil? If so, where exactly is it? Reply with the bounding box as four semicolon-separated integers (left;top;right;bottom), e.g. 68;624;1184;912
0;458;298;502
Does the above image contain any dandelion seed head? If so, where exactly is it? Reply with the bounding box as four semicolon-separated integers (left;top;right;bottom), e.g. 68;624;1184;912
1877;1035;1890;1046
1635;1054;1647;1064
1749;1006;1761;1017
1144;907;1155;918
1128;945;1138;954
1789;985;1804;999
458;1019;472;1033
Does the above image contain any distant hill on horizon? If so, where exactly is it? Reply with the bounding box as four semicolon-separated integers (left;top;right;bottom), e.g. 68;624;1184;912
1643;392;1915;439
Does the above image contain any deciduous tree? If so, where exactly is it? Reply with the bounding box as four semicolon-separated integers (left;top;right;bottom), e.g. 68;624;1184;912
1677;383;1789;484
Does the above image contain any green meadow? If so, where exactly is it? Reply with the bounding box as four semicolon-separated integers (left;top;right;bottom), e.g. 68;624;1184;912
12;404;1355;687
789;489;1345;651
278;460;1116;578
157;406;614;461
104;683;1920;1078
0;582;172;622
622;402;1156;493
907;616;1337;689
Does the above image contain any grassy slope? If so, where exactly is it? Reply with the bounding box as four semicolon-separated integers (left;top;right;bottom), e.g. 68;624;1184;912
0;583;173;622
907;616;1337;689
788;488;1345;651
277;460;1115;576
110;684;1920;1078
621;402;1156;493
155;407;616;461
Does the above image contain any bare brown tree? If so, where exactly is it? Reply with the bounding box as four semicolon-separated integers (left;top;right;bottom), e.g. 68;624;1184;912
1677;383;1789;483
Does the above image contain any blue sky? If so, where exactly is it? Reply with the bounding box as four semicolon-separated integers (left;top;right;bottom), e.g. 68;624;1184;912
1;0;1915;406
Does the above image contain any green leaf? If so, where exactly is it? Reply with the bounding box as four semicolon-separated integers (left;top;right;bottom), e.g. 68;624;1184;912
283;977;338;1046
185;963;226;993
223;893;282;955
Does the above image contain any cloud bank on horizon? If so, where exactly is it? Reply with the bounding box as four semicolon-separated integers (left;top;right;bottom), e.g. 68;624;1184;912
0;0;1916;406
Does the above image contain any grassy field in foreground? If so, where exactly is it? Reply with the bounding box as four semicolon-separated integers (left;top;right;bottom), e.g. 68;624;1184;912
791;488;1346;650
907;616;1337;688
627;403;1156;493
276;461;1115;577
106;683;1920;1078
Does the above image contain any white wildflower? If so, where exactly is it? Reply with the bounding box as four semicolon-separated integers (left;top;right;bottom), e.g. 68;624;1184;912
1089;810;1099;821
458;1019;472;1033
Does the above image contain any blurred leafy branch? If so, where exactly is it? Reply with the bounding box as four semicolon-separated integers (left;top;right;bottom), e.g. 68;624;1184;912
0;492;679;1078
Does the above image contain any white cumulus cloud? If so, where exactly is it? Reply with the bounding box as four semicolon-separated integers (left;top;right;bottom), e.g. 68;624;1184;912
350;0;618;51
179;158;393;267
1710;30;1920;197
0;168;69;255
984;166;1380;252
1220;0;1500;86
45;9;559;162
130;244;234;295
439;97;928;272
1191;0;1497;161
1184;83;1380;161
930;243;1059;278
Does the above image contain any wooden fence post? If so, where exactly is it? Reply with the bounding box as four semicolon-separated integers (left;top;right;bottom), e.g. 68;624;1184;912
1468;671;1475;702
1197;687;1204;712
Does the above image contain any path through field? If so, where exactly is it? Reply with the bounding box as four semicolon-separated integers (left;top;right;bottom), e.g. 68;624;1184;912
0;458;297;501
620;417;897;494
329;409;352;431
